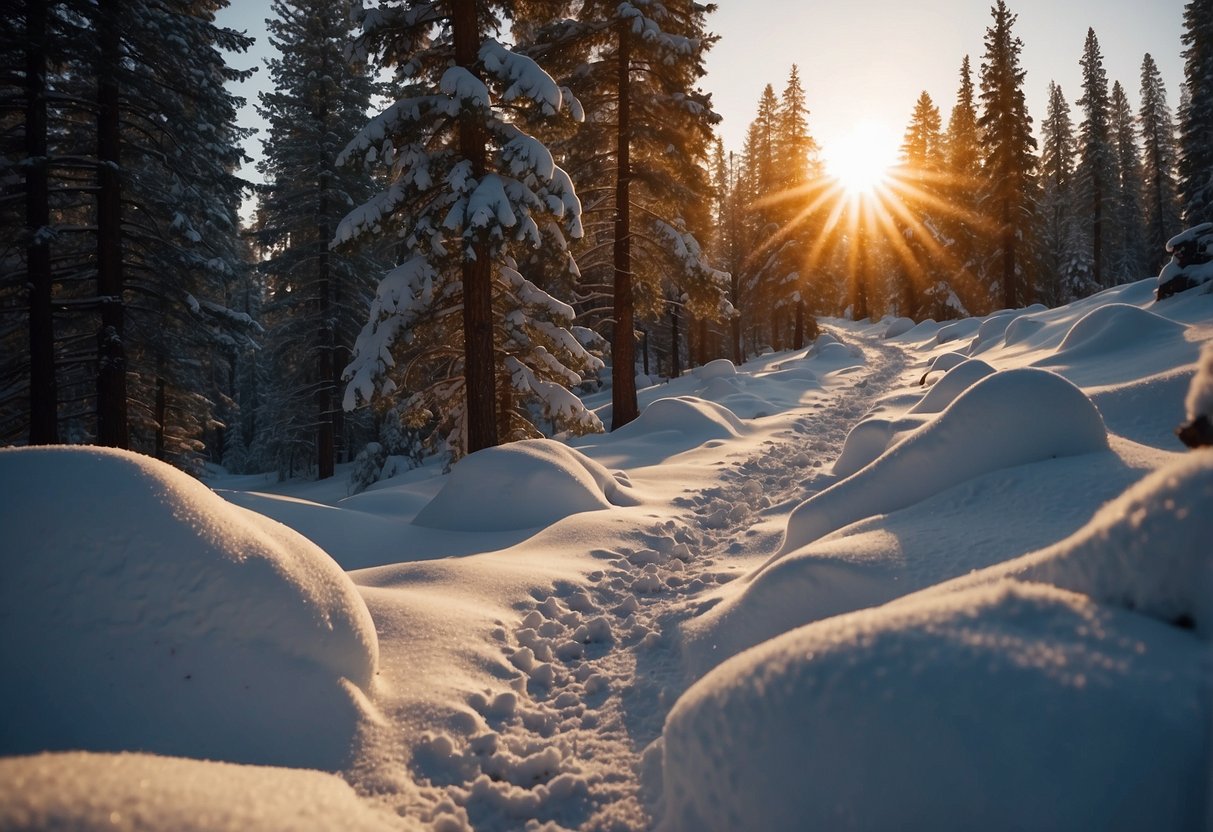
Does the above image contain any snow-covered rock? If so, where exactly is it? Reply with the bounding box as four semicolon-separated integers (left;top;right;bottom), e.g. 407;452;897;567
413;439;638;531
908;358;996;414
613;396;745;444
0;447;378;769
696;358;737;380
1046;303;1186;363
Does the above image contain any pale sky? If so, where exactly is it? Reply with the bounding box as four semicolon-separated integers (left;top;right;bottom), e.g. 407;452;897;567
217;0;1187;184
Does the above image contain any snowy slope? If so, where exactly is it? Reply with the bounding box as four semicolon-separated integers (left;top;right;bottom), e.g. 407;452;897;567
1;277;1211;830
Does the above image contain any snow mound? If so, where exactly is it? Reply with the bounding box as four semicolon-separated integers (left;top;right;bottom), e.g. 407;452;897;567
413;439;638;532
780;369;1107;555
832;413;927;479
933;317;981;345
613;396;745;443
882;317;915;338
0;751;401;831
909;358;995;414
967;311;1028;354
931;449;1213;638
659;580;1208;831
0;447;377;769
1044;303;1186;363
919;350;968;381
696;358;736;380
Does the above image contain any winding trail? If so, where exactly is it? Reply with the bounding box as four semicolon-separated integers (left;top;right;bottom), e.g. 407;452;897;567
387;330;912;831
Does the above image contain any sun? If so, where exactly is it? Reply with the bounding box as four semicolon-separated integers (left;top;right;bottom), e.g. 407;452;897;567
823;121;900;197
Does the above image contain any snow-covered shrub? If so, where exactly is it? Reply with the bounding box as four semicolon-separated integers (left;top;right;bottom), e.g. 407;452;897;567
1177;340;1213;447
1156;222;1213;300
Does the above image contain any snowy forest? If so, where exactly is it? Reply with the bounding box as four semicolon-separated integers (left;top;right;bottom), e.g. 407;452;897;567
2;1;1213;830
1;0;1208;477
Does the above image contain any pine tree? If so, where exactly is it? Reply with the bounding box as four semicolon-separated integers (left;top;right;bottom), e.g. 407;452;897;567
895;91;953;319
1038;81;1093;304
515;0;727;423
337;0;601;461
253;0;381;479
1108;80;1148;282
1138;53;1182;271
1076;28;1115;288
942;55;987;314
777;66;822;348
977;1;1039;309
1178;0;1213;224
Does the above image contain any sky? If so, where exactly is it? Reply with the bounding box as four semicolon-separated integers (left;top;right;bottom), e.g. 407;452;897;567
216;0;1188;184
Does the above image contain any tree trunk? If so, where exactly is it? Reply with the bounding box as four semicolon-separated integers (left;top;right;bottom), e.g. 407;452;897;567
1002;196;1016;310
96;0;128;448
610;20;638;430
317;167;335;478
26;0;57;444
641;328;650;376
453;0;498;452
670;300;681;378
730;275;742;365
792;299;805;350
1092;176;1103;288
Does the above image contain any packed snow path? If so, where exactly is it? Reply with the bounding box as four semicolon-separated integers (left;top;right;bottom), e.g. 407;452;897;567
359;331;911;830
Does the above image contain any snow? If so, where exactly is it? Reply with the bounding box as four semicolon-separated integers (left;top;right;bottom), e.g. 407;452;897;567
3;275;1212;829
413;439;639;532
0;447;377;770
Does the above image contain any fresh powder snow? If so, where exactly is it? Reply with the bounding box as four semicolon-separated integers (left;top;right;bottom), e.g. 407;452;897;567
1;276;1211;830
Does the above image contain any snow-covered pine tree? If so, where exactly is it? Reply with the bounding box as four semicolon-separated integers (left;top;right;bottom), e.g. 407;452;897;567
977;1;1039;309
942;55;988;315
0;0;257;467
253;0;382;480
1076;28;1116;289
1138;53;1182;272
337;0;601;461
894;90;962;321
1178;0;1213;225
1038;81;1094;305
1108;80;1148;283
512;0;727;425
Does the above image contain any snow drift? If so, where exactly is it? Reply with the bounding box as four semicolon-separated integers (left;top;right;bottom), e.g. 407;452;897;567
780;368;1108;556
413;438;638;531
0;447;378;769
659;453;1213;832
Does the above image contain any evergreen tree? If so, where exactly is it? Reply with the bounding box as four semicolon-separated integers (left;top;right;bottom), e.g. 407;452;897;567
253;0;381;479
1076;27;1115;288
777;65;822;348
1138;52;1182;271
1178;0;1213;224
942;55;987;314
1108;80;1148;282
1038;81;1093;304
977;0;1038;309
516;0;726;422
338;0;601;461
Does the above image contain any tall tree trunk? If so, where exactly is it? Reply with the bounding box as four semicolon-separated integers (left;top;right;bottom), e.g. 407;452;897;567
26;0;57;444
317;167;335;478
730;274;742;365
792;299;805;350
1092;176;1103;287
453;0;497;452
670;300;681;378
1001;196;1016;310
96;0;128;448
641;328;650;376
610;21;638;430
696;318;708;365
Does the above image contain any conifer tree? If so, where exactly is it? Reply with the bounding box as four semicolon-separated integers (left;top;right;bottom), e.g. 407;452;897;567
1076;27;1115;288
895;91;953;319
1138;53;1182;271
1038;81;1092;304
515;0;726;425
977;0;1038;309
1178;0;1213;224
942;55;987;314
1109;80;1148;281
337;0;601;460
253;0;381;479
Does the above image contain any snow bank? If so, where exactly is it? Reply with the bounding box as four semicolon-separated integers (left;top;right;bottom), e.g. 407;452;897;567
0;752;401;832
780;368;1108;555
0;447;377;769
612;396;745;443
882;316;915;338
659;581;1208;832
661;449;1213;832
1044;303;1186;363
928;449;1213;638
908;358;995;414
695;358;736;380
413;439;638;532
831;413;926;478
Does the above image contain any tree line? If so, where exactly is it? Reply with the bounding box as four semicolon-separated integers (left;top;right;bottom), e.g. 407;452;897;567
2;0;1210;479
